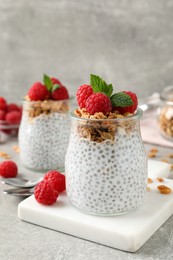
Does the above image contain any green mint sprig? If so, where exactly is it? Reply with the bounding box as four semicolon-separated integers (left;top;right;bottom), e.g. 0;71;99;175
43;74;60;92
110;92;134;107
90;74;134;107
90;74;113;97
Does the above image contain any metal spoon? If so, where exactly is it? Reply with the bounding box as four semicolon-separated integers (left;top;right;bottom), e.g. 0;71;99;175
3;187;34;197
1;177;43;188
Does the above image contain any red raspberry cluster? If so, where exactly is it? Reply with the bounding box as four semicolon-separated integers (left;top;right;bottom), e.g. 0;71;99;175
76;75;138;115
77;85;112;115
0;97;22;124
28;75;69;101
0;97;22;137
0;159;65;206
34;170;66;205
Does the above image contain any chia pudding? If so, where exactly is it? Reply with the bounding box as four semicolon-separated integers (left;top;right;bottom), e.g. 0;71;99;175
65;108;147;216
19;100;70;172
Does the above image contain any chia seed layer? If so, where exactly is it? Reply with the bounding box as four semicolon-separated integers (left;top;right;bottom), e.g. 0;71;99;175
19;112;70;171
65;126;147;216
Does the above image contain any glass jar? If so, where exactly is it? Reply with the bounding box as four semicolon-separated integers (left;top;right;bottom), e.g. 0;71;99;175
65;108;147;216
19;99;70;172
157;86;173;141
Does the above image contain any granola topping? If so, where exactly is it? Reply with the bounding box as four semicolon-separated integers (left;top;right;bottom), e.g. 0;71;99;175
74;108;135;142
24;99;69;118
74;108;132;119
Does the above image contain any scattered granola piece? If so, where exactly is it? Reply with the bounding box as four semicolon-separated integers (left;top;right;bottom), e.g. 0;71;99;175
170;164;173;171
168;154;173;159
148;147;159;158
150;148;158;153
0;152;7;156
147;178;153;183
161;159;169;163
148;152;156;158
0;151;11;159
12;145;20;153
157;185;172;194
3;155;11;159
157;177;164;182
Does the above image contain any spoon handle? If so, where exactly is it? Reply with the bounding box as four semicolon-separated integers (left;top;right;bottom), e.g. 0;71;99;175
3;187;34;197
1;177;42;188
1;177;28;186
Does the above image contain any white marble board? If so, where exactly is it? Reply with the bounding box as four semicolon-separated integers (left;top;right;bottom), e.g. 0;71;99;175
18;160;172;252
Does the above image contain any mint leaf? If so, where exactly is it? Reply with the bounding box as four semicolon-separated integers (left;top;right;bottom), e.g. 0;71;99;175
52;84;61;92
110;92;134;107
90;74;113;97
90;74;103;92
107;84;113;97
43;74;53;91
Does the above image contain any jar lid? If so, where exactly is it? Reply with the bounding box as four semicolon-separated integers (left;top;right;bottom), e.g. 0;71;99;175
160;86;173;103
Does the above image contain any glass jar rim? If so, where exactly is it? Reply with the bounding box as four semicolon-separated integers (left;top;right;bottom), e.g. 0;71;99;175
160;86;173;103
71;107;143;122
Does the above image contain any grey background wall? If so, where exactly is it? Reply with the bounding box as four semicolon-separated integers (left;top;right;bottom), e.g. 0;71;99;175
0;0;173;101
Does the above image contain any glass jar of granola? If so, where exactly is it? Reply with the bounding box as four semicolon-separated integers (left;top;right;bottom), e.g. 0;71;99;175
19;99;70;172
157;86;173;141
65;108;147;216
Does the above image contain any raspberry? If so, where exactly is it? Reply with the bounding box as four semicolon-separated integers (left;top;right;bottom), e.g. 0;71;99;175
0;97;7;111
76;84;93;108
34;180;58;205
28;82;50;101
7;103;20;112
114;91;138;114
5;111;22;125
0;160;18;178
0;110;6;120
51;77;63;86
44;170;66;193
85;93;112;115
51;86;69;100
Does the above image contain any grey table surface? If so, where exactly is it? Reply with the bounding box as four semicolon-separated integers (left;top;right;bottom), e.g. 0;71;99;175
0;138;173;260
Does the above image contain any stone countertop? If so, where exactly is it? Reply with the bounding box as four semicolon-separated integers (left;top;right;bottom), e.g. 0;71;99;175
0;138;173;260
